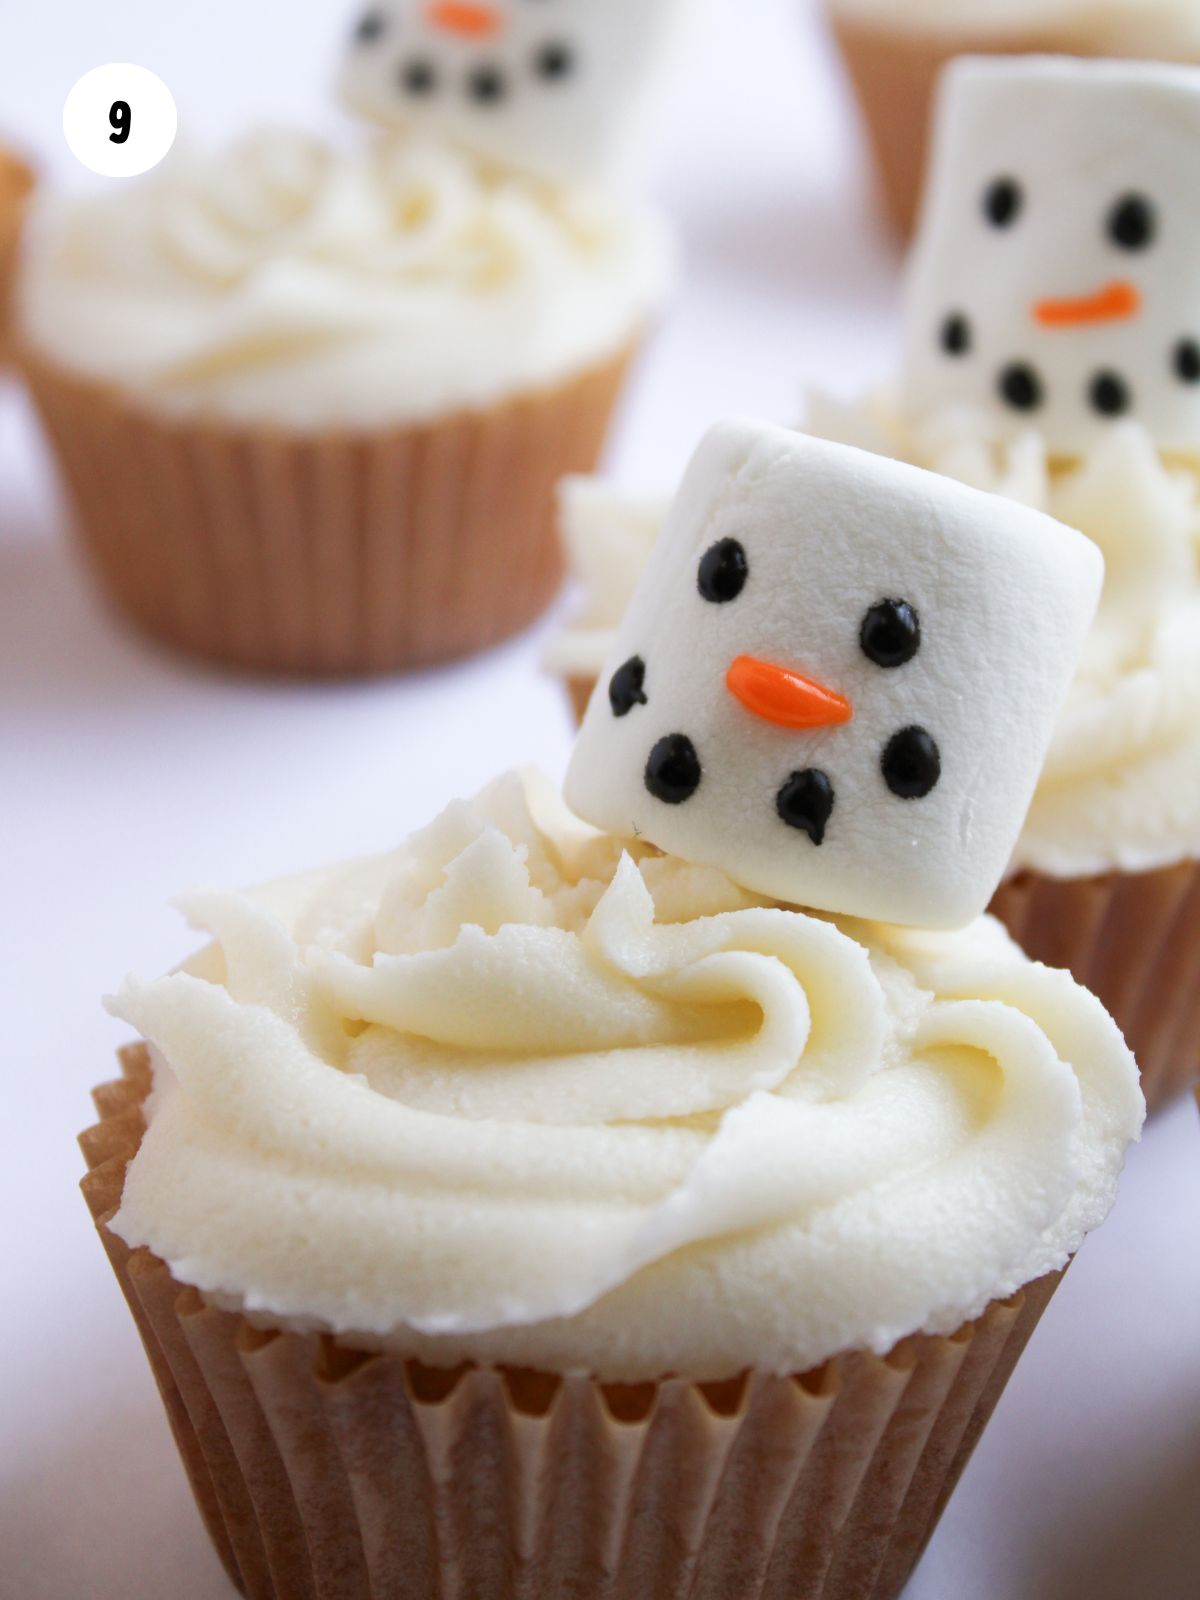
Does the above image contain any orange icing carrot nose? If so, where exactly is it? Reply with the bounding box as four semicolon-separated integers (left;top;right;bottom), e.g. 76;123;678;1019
1034;280;1141;328
425;1;502;38
726;656;854;730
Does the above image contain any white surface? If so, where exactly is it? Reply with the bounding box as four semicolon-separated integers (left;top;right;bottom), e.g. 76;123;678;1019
1;3;1197;1598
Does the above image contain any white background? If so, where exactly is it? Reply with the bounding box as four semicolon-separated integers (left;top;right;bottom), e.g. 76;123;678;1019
1;3;1198;1597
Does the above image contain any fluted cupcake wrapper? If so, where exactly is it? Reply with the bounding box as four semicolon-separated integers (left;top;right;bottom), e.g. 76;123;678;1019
81;1044;1062;1600
991;861;1200;1113
22;346;634;677
826;14;1200;238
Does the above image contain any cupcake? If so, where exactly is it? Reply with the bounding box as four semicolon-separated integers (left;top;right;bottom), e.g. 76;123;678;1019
83;422;1142;1599
17;2;678;676
824;0;1200;235
0;144;33;362
553;57;1200;1110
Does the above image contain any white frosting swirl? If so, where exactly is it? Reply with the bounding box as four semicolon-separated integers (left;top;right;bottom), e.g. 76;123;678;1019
18;130;670;428
109;772;1141;1380
828;0;1200;52
550;416;1200;882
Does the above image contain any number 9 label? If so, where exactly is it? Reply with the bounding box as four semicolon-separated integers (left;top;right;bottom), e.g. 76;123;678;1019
64;64;177;178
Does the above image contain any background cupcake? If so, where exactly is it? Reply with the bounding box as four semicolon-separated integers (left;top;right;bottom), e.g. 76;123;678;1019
83;426;1139;1599
553;57;1200;1110
823;0;1200;236
0;144;33;362
16;3;679;676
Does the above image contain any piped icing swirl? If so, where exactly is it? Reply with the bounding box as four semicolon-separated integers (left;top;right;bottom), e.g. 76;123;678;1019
18;130;669;427
110;772;1141;1380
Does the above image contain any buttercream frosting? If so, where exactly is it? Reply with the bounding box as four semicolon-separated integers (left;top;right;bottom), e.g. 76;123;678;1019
550;414;1200;883
109;771;1142;1381
18;130;669;428
828;0;1200;52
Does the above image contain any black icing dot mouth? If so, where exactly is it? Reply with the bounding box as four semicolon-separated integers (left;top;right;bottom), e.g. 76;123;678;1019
400;59;437;95
940;313;972;357
998;362;1043;413
355;9;386;44
608;656;648;718
468;64;508;104
882;727;941;800
1174;339;1200;384
645;735;702;806
776;770;835;846
1089;371;1132;418
534;41;575;80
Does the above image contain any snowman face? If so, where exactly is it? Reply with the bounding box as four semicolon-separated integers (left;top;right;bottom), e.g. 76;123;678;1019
902;57;1200;455
565;420;1103;930
338;0;683;184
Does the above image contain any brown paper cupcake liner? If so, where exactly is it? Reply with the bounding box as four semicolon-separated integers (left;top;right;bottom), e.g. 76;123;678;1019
21;345;634;677
826;15;1200;237
566;672;597;727
0;149;34;365
81;1042;1062;1600
992;860;1200;1113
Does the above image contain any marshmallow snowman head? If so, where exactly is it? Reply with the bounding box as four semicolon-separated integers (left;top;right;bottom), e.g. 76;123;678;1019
902;56;1200;455
565;420;1103;930
339;0;684;185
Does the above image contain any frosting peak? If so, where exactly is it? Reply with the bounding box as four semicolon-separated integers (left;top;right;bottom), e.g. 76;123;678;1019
19;131;670;427
110;773;1142;1379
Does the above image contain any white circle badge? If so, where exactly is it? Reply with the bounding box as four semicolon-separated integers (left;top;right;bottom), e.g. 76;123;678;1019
63;64;178;178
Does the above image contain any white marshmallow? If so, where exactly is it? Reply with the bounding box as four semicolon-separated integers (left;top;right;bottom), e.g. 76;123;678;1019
337;0;684;185
565;419;1104;930
902;56;1200;455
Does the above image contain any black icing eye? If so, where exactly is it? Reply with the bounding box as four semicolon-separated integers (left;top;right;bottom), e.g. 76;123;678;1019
1174;339;1200;384
608;656;648;718
776;770;835;847
860;599;921;669
983;177;1022;229
1107;193;1156;252
645;735;702;806
534;41;575;80
998;362;1044;413
1089;371;1132;417
697;539;748;604
882;727;941;800
400;60;438;96
940;313;972;357
468;65;507;104
355;9;386;43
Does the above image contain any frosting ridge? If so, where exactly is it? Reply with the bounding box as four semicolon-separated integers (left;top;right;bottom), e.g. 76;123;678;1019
18;130;670;427
110;772;1142;1379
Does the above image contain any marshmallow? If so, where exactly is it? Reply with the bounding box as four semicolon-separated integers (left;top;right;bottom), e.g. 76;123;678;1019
902;55;1200;454
338;0;685;185
565;419;1104;929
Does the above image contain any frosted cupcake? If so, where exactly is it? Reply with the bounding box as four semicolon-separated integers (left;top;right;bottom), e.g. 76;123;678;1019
824;0;1200;235
83;422;1141;1600
17;2;677;675
0;144;33;363
551;58;1200;1110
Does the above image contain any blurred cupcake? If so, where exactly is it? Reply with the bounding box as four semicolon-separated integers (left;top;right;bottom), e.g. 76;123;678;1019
554;58;1200;1110
0;145;33;362
823;1;1200;235
82;424;1141;1600
17;2;680;676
